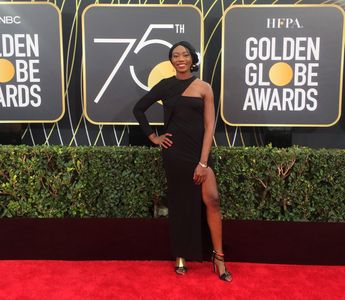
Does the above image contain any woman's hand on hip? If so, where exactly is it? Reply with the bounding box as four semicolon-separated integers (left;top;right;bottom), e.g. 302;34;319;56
193;164;208;185
151;133;173;148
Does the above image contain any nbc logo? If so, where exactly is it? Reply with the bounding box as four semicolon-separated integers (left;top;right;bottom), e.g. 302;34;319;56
0;16;21;24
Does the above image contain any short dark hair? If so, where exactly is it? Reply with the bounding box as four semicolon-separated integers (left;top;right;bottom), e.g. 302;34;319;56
169;41;199;72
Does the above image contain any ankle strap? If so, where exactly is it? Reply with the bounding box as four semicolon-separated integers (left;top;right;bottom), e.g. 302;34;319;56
213;250;224;256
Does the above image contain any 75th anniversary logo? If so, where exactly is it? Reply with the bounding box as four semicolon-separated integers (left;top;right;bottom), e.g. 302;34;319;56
82;5;202;125
221;5;345;127
0;3;64;123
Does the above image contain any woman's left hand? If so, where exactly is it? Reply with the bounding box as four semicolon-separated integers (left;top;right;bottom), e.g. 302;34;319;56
193;164;208;185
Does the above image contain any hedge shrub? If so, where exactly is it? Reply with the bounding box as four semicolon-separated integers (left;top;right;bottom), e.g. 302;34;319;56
0;146;164;218
0;145;345;221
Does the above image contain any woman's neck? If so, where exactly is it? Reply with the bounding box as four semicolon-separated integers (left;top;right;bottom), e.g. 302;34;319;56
175;71;193;80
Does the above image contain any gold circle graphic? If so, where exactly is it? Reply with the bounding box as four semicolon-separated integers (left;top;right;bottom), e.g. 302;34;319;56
0;59;15;83
269;62;293;87
148;60;176;88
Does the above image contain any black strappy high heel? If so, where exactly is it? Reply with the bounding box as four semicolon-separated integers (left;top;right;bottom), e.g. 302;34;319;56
175;257;187;275
211;250;232;282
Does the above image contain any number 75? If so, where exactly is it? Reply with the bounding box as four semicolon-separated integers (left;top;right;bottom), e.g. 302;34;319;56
92;24;174;104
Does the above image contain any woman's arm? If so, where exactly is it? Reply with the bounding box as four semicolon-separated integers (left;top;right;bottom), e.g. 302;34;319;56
193;82;215;184
133;79;173;148
133;80;163;137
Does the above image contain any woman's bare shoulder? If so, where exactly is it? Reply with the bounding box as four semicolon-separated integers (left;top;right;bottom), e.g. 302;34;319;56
194;79;213;97
194;78;212;90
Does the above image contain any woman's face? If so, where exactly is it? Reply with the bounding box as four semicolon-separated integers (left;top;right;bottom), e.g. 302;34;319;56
170;45;193;74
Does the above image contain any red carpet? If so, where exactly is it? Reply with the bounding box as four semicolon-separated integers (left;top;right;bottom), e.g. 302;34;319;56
0;260;344;300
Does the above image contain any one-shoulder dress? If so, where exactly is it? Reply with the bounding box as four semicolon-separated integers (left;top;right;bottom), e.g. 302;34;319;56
133;75;211;260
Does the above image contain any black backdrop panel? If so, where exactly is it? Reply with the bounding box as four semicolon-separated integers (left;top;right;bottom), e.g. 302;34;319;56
0;0;342;148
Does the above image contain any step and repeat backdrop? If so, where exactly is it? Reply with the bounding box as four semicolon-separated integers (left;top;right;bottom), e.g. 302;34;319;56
0;0;344;147
222;5;344;127
82;4;202;125
0;3;64;122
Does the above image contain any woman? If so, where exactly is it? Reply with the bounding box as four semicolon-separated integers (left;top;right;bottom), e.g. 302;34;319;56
133;41;231;282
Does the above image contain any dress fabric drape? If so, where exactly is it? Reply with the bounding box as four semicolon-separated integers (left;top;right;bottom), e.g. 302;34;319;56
133;76;211;260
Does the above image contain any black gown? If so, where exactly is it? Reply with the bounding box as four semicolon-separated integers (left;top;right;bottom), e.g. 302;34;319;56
133;75;211;260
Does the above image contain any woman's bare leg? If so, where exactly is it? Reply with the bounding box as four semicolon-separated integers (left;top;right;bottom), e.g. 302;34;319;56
201;168;230;279
202;168;222;251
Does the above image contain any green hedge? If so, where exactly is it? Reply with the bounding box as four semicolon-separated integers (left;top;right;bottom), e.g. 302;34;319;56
0;146;165;218
0;145;345;221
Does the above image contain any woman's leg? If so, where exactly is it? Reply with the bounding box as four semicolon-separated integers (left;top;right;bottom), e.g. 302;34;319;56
202;168;230;279
202;168;222;252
